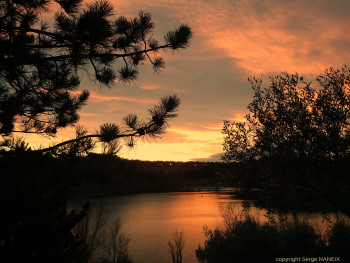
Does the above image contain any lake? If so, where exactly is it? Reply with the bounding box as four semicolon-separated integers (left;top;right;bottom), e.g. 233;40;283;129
68;188;331;263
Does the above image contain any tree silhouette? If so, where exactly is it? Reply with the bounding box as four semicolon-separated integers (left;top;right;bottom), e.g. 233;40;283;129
223;66;350;163
222;66;350;215
0;0;192;155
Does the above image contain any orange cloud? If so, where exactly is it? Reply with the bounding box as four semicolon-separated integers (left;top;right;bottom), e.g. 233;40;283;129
79;112;97;117
186;0;350;75
165;126;223;144
228;110;247;123
52;0;350;76
138;82;188;93
89;91;158;104
139;84;161;90
111;0;350;76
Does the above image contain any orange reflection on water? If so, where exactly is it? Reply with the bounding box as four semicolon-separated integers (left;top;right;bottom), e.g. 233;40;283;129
69;189;340;263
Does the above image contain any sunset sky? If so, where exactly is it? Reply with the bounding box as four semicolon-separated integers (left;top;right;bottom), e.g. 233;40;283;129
30;0;350;161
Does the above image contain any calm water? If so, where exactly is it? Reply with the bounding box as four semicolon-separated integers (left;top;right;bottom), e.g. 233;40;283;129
68;189;329;263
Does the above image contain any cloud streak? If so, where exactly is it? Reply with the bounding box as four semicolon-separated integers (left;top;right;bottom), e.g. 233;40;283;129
112;0;350;75
180;0;350;75
89;91;158;104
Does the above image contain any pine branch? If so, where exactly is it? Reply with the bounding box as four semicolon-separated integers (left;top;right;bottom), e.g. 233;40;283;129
1;44;171;66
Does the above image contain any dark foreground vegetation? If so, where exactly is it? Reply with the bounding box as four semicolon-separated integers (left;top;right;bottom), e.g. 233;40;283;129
196;206;350;263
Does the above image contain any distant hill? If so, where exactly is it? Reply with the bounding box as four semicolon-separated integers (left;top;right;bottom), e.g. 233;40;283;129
63;154;229;196
0;153;231;197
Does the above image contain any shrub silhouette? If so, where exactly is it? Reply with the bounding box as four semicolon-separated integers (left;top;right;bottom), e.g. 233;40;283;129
196;208;350;263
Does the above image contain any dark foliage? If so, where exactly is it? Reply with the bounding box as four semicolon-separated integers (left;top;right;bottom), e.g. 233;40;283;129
223;66;350;163
222;66;350;216
0;154;90;263
196;211;350;263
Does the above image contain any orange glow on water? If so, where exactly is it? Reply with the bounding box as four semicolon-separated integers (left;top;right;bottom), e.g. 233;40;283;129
69;190;339;263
